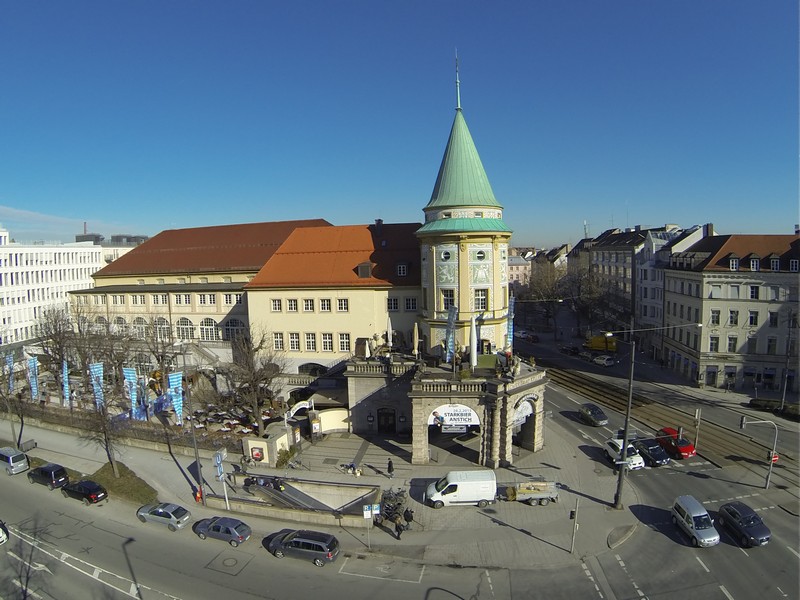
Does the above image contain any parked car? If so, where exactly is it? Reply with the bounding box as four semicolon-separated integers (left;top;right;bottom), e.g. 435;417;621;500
717;501;771;547
656;427;696;459
61;480;108;505
578;403;608;427
632;438;671;467
0;523;7;545
195;516;251;547
27;463;69;490
604;438;645;470
267;529;341;567
593;355;616;367
559;345;581;356
137;503;192;531
578;351;595;362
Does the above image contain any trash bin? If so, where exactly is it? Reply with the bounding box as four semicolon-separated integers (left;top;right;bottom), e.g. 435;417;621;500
20;440;37;452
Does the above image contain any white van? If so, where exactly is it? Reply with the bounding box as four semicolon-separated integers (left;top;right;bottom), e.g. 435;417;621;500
671;495;720;547
425;470;497;509
0;447;29;476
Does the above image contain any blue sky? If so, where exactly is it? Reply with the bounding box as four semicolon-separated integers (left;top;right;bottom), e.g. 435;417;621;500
1;1;797;248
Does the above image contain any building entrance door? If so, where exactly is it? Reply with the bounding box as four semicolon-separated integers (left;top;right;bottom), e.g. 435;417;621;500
377;407;396;434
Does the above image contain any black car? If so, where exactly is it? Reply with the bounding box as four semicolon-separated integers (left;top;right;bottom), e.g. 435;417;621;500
27;463;69;490
578;403;608;427
717;501;771;547
632;438;671;467
61;480;108;505
559;345;581;356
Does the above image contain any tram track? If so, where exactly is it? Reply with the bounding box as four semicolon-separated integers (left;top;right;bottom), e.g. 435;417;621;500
544;365;799;491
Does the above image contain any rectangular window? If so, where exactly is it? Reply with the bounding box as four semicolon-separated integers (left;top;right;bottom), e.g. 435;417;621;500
199;294;207;306
475;289;488;311
207;294;216;305
174;294;182;305
303;299;314;312
729;258;739;271
397;264;408;277
749;311;758;326
131;294;145;305
305;333;316;352
320;299;331;312
387;298;399;311
322;333;333;352
791;259;799;272
679;305;684;319
234;293;242;305
766;337;777;355
749;285;760;300
339;333;351;352
224;294;233;305
746;337;757;353
289;333;300;351
750;259;760;271
694;308;699;322
337;298;349;312
112;295;125;305
287;299;298;312
710;284;722;299
727;337;738;352
771;258;780;271
710;310;720;325
709;336;719;352
729;310;739;326
273;332;284;351
271;299;282;312
769;312;778;327
769;286;779;301
441;289;454;310
405;297;417;311
730;285;739;299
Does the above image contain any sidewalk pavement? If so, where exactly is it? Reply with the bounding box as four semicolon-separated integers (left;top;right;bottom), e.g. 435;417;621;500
7;416;639;571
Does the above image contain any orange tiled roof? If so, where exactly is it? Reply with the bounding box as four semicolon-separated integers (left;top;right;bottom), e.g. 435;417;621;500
682;234;799;271
94;219;332;277
247;222;422;289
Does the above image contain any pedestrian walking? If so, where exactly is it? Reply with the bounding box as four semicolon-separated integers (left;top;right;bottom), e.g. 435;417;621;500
403;507;414;531
387;458;394;479
394;516;404;540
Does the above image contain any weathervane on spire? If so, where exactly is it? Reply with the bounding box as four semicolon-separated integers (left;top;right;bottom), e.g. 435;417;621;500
455;49;461;110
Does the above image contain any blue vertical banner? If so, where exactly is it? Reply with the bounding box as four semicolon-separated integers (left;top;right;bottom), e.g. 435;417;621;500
89;362;104;407
27;357;39;401
506;295;516;350
445;305;457;363
5;355;13;394
168;371;183;425
62;361;69;407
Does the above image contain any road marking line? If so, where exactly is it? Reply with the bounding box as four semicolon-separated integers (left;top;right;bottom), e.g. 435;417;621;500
787;545;800;559
719;585;735;599
695;556;710;572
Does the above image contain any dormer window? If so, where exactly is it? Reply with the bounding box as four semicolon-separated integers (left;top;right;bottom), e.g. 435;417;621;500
770;258;780;271
729;258;739;271
750;259;760;271
474;211;483;218
396;264;408;277
357;262;372;278
200;277;208;284
137;279;144;286
443;212;452;219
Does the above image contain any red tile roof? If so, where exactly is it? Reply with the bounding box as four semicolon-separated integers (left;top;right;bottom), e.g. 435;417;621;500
681;234;799;271
94;219;332;277
247;222;422;289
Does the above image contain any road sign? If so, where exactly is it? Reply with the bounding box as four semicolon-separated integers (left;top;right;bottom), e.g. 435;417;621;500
771;453;779;463
363;505;372;519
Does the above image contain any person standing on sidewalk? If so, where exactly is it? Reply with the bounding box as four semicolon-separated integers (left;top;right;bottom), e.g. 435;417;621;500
387;458;394;479
394;515;404;540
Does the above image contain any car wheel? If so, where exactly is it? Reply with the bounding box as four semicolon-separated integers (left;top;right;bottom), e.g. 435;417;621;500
274;550;285;559
313;558;325;567
741;535;750;548
47;483;54;491
198;532;207;540
477;500;488;508
229;540;239;547
168;524;177;532
83;498;90;506
27;476;34;484
61;490;68;498
433;501;444;509
691;537;699;547
539;498;550;506
138;515;147;523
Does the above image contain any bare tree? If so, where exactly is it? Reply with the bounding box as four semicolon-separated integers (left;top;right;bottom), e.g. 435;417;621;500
137;315;179;396
34;307;74;402
528;260;568;340
216;328;287;438
79;393;128;479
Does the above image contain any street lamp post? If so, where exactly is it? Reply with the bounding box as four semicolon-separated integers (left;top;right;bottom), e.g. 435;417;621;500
614;337;635;510
739;416;779;489
176;342;205;506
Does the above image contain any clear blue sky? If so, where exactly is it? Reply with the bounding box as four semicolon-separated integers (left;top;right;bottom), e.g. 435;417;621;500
1;1;797;248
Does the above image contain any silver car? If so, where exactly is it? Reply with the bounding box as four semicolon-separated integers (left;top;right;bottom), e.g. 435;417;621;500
136;503;192;532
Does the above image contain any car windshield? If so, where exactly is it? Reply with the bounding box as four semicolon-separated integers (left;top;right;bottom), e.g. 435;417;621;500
625;446;638;457
233;524;249;536
693;515;714;530
11;455;25;464
172;507;188;519
434;476;449;493
677;438;692;448
741;514;762;527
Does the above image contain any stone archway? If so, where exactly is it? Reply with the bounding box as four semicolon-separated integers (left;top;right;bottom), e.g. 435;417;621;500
509;393;542;452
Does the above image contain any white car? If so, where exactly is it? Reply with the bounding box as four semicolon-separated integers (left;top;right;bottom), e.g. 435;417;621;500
604;438;645;470
0;525;7;545
593;355;616;367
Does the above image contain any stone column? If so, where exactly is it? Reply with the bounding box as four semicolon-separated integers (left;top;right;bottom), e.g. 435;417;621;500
411;400;429;465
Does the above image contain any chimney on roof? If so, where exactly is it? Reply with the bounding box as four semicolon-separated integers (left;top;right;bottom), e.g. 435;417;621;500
795;224;799;235
375;219;383;236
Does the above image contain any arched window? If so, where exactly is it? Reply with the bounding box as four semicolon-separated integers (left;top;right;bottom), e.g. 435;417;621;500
95;316;108;334
134;353;152;377
199;318;220;342
224;318;246;341
155;317;171;342
176;317;195;341
113;317;128;335
132;317;147;340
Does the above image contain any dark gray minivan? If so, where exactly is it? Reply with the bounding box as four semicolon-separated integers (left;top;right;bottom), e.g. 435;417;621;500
0;447;29;476
268;529;340;567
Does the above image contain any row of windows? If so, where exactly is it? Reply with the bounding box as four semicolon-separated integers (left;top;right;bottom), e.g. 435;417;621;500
441;289;489;311
706;283;782;300
708;336;792;355
709;309;781;328
91;316;245;342
728;258;798;272
272;332;352;353
86;293;243;307
270;298;350;313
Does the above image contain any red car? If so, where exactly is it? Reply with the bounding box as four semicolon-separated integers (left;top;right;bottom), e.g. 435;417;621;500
655;427;696;459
